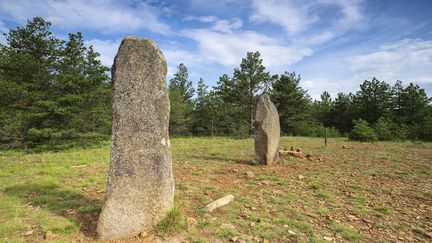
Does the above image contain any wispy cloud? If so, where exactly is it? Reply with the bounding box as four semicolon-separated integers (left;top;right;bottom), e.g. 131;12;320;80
183;28;313;68
250;0;317;34
183;15;218;23
250;0;364;45
350;39;432;85
184;15;243;33
0;0;170;34
85;39;120;67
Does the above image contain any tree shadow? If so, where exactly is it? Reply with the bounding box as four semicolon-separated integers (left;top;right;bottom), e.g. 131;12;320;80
189;155;257;165
3;183;101;239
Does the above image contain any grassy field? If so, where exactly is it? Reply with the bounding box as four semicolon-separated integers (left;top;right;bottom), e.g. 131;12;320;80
0;137;431;242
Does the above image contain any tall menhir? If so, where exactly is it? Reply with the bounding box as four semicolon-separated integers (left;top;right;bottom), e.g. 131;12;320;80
97;36;174;240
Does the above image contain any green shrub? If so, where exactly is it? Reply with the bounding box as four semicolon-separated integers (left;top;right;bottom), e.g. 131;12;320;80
349;119;377;142
374;117;395;141
393;123;409;141
409;118;432;141
373;117;411;141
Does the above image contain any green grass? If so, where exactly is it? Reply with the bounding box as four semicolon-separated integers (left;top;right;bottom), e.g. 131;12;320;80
154;203;187;236
332;223;360;241
0;136;431;242
374;205;392;217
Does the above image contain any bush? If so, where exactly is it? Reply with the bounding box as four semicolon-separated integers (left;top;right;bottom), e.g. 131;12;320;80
374;117;395;141
349;119;377;142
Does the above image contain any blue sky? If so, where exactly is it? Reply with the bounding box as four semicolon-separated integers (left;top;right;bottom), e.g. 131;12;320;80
0;0;431;99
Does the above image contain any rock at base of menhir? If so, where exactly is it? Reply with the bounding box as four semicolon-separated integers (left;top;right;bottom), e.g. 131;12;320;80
97;36;174;241
254;94;280;165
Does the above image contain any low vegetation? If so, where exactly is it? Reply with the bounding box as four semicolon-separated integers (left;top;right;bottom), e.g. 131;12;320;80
1;137;431;242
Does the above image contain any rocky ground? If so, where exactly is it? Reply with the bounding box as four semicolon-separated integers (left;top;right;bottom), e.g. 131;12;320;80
0;137;431;242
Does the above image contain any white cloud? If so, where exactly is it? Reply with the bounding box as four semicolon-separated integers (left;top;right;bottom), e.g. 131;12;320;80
184;28;313;68
250;0;363;45
350;39;432;85
0;20;8;44
183;15;243;33
301;78;347;99
183;15;218;23
85;39;120;67
0;0;170;34
162;48;205;77
212;18;243;33
250;0;317;34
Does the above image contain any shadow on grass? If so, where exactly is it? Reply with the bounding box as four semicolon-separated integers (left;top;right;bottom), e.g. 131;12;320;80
3;183;101;238
190;155;256;165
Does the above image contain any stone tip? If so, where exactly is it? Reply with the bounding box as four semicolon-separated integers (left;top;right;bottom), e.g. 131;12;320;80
121;36;153;44
260;93;270;100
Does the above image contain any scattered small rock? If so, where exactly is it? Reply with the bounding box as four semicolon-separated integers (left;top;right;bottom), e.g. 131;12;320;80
65;209;75;215
306;212;318;218
44;230;53;240
283;225;288;228
246;171;255;178
25;230;34;236
298;175;304;180
323;236;333;241
347;214;359;221
288;230;296;235
205;194;235;212
250;222;256;227
28;192;37;199
230;236;239;242
273;189;283;195
187;217;197;229
263;240;269;243
261;180;270;186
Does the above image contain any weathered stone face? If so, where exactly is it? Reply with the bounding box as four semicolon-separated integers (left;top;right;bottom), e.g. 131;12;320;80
97;36;174;240
254;94;280;165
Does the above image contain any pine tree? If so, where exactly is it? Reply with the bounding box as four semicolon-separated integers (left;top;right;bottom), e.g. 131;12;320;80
0;17;111;149
271;71;311;135
168;63;194;136
313;91;333;127
232;51;276;135
330;93;355;134
353;78;392;124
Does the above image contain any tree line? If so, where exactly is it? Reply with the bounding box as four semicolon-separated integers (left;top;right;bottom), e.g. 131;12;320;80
169;56;432;141
0;18;111;150
1;18;431;151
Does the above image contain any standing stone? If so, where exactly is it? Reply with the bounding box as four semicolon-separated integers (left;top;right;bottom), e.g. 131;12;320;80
97;36;174;240
254;94;280;165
